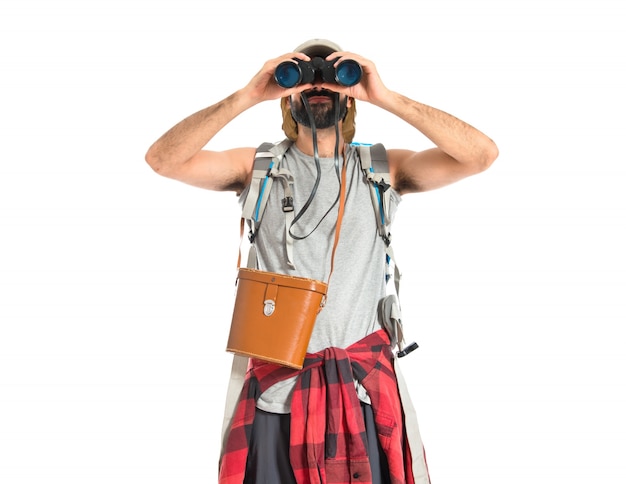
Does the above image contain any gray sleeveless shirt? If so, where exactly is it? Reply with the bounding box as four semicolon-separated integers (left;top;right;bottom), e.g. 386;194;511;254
239;143;401;413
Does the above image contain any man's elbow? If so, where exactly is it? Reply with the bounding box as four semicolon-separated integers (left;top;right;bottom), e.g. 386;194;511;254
144;148;170;177
475;139;499;173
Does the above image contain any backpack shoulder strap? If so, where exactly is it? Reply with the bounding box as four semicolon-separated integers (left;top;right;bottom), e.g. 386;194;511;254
240;138;294;268
241;139;292;226
356;142;418;358
356;142;402;292
355;143;392;246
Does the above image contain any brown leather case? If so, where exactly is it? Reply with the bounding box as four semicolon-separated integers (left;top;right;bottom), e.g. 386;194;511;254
226;268;328;369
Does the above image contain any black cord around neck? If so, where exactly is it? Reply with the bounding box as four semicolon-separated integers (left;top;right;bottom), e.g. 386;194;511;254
288;93;343;241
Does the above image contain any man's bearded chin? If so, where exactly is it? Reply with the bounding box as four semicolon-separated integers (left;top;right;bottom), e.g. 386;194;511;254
290;93;348;130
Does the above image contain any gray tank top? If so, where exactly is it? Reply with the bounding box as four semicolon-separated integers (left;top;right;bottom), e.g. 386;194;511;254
239;143;401;412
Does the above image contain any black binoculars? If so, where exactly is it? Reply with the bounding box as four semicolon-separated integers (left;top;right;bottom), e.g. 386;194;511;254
274;56;362;89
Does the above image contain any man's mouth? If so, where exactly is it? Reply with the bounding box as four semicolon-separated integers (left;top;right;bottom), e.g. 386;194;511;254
304;90;334;104
307;96;331;104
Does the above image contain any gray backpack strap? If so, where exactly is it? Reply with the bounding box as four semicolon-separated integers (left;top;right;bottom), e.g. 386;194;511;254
358;143;417;358
222;139;296;455
220;354;248;461
356;143;401;293
358;143;392;245
240;139;294;267
241;140;291;228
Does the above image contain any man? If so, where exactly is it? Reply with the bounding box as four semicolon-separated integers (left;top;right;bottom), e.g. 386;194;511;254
145;39;498;484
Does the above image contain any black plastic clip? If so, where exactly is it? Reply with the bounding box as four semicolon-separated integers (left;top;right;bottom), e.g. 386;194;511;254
375;180;391;193
397;341;419;358
282;197;294;212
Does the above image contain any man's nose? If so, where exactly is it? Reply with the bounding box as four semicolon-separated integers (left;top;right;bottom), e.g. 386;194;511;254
312;73;324;87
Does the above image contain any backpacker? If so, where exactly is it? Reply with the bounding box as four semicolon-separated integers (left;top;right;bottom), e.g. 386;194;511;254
221;139;418;454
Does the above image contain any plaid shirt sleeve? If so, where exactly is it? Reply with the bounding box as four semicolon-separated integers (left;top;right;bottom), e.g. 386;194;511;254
219;329;428;484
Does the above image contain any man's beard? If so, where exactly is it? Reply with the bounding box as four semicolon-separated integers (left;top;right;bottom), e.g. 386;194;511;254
290;91;348;130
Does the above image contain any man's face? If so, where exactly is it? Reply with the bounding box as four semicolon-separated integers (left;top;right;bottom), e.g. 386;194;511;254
289;89;348;130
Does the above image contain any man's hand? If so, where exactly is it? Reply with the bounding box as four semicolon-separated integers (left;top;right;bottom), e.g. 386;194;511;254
322;52;391;106
242;52;315;104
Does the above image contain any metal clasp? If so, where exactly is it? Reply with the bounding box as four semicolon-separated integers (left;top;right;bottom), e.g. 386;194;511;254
263;299;275;317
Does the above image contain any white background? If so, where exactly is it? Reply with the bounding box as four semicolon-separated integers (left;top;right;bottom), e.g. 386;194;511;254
1;0;624;483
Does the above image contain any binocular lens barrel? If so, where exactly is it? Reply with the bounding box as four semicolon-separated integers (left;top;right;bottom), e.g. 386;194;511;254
274;58;362;88
274;62;302;89
334;60;362;87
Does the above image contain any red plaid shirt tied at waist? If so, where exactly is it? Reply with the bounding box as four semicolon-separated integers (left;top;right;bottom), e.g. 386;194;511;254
219;329;426;484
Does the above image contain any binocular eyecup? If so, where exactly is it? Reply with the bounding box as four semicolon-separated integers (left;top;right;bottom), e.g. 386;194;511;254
274;56;362;89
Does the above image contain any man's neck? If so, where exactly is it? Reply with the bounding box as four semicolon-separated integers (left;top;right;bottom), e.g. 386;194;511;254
294;125;346;158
